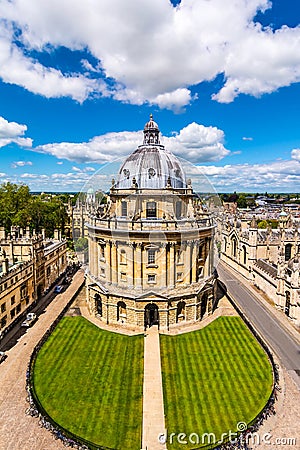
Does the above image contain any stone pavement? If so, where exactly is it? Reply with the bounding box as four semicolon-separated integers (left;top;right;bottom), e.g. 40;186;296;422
0;270;84;450
142;325;166;450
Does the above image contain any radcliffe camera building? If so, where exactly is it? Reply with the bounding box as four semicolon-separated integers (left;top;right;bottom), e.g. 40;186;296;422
86;116;217;329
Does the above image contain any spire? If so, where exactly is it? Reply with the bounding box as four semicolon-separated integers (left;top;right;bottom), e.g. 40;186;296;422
143;114;160;145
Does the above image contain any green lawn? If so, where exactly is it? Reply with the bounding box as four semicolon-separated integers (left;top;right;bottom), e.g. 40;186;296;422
32;316;144;450
160;316;273;449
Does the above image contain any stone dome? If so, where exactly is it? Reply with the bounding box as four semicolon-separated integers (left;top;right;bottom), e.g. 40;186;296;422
115;115;186;190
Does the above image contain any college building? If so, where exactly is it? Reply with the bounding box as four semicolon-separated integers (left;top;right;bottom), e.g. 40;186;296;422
0;226;67;334
220;211;300;325
86;116;217;330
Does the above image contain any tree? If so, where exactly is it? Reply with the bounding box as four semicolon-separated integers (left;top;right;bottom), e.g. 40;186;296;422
0;182;69;237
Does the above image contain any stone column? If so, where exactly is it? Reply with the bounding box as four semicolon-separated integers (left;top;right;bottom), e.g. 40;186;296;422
191;241;197;283
130;243;135;287
111;241;118;284
183;242;191;284
169;242;175;287
204;238;210;277
105;241;111;283
136;243;143;288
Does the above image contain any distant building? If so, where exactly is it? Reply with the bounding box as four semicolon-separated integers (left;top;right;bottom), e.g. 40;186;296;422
0;226;67;335
220;212;300;325
86;116;217;330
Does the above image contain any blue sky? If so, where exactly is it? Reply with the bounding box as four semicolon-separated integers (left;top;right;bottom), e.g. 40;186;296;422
0;0;300;192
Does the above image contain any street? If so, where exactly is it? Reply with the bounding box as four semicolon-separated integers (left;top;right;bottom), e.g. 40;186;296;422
218;262;300;385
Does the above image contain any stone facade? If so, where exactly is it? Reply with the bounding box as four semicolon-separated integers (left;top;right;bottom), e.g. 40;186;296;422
0;226;68;334
220;213;300;325
86;116;217;330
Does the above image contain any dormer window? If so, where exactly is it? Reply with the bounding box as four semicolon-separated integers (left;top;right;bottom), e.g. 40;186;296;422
121;201;127;217
148;168;156;178
123;169;130;179
146;202;157;218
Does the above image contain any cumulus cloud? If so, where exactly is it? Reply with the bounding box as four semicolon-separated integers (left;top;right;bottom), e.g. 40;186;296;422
0;0;299;106
242;137;253;141
11;160;33;168
0;116;32;148
35;122;229;164
291;148;300;161
197;157;300;190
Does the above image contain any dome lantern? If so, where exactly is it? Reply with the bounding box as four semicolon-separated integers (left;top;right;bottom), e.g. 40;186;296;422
143;113;160;145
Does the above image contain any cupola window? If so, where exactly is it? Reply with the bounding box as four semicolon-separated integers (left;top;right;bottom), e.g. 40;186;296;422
148;168;156;178
146;202;157;218
121;201;127;217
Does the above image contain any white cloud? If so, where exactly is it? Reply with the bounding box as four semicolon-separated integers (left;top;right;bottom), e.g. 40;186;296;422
10;149;300;192
0;0;299;106
291;148;300;161
11;160;33;168
35;122;229;164
197;157;300;190
242;137;253;141
0;116;32;148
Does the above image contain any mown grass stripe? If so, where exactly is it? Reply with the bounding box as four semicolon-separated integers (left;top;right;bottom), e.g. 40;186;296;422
33;317;143;450
161;317;273;450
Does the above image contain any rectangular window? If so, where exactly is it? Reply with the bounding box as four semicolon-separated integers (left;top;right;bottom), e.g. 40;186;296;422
176;272;183;282
1;303;6;313
10;308;16;319
146;202;157;218
176;250;183;263
16;304;21;314
11;296;15;305
99;245;105;259
20;284;27;299
176;201;182;219
121;272;127;281
121;201;127;217
1;316;7;328
148;249;155;264
148;274;156;283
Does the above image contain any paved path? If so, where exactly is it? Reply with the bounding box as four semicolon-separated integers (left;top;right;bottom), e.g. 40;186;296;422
0;270;84;450
142;326;166;450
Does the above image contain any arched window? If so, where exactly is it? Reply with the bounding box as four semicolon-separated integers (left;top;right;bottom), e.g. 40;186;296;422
117;301;127;322
242;245;247;265
285;291;291;317
231;238;237;258
285;244;292;261
176;301;186;322
95;293;102;317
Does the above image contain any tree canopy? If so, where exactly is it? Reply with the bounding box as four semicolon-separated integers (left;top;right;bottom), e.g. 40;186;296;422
0;182;68;237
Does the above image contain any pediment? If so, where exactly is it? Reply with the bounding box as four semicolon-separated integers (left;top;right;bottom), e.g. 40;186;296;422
136;290;168;300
